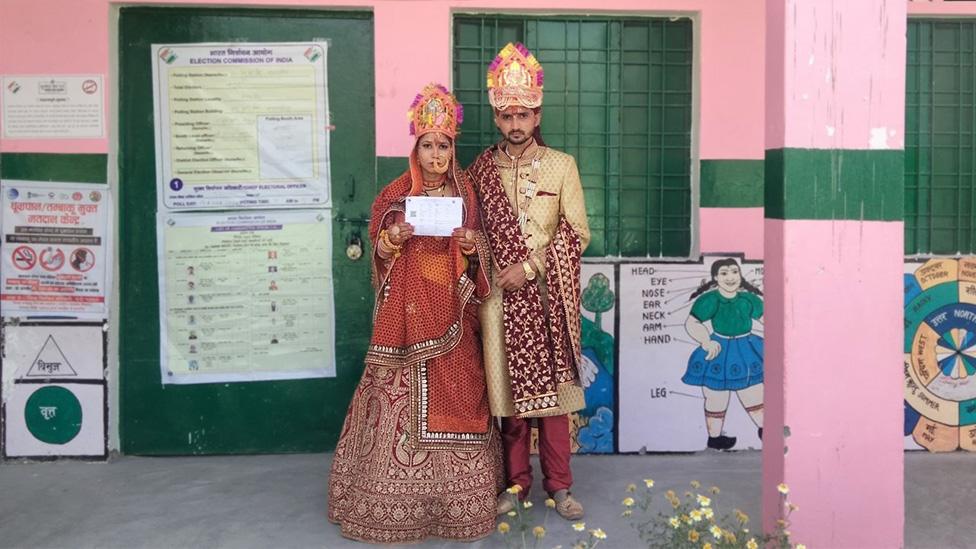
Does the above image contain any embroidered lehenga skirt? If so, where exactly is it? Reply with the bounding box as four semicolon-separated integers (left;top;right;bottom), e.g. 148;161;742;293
328;359;503;543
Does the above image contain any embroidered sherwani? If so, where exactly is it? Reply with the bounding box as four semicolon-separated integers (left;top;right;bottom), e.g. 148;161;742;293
475;142;591;418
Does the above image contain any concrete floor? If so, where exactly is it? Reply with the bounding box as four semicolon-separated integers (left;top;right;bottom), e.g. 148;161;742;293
0;451;968;548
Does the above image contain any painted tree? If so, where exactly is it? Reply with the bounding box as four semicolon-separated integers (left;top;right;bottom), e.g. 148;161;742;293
581;273;614;332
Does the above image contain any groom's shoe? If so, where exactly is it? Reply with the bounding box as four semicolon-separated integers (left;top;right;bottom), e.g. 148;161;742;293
553;489;584;521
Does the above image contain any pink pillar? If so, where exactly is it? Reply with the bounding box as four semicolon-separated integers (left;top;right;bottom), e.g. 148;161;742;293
762;2;906;548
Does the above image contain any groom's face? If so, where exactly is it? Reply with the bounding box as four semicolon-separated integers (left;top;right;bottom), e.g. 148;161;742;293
494;106;541;145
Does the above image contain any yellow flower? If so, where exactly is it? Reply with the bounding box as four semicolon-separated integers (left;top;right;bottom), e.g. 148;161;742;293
685;491;694;499
591;528;607;540
506;485;523;495
703;508;714;519
497;522;510;534
690;480;701;489
735;510;750;524
724;532;738;544
777;483;790;495
709;525;722;539
776;519;787;527
688;530;700;542
690;510;703;522
533;526;545;539
644;478;655;488
622;509;632;517
507;511;516;517
709;486;720;495
671;499;680;509
681;514;691;524
697;494;711;507
572;522;586;532
703;544;713;549
665;490;677;499
626;483;637;493
669;517;681;528
788;503;799;512
545;498;556;509
746;538;758;549
522;500;533;509
796;545;807;549
622;497;635;507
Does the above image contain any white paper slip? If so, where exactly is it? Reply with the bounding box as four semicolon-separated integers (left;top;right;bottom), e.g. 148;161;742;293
405;196;463;237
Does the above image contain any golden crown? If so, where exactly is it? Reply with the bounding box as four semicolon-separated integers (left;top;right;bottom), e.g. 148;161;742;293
487;42;544;110
407;83;463;139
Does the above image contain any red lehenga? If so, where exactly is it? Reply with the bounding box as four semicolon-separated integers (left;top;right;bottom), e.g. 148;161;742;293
328;155;503;544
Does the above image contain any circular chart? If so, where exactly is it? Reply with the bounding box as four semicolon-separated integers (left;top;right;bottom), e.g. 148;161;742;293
904;257;976;452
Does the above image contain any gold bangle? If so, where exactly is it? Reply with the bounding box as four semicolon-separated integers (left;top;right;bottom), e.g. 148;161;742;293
379;230;402;258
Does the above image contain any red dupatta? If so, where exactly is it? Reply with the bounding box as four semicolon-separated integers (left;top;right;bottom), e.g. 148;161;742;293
364;151;492;446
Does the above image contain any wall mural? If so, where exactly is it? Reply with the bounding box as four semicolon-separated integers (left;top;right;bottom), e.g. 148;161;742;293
904;258;976;452
618;255;764;452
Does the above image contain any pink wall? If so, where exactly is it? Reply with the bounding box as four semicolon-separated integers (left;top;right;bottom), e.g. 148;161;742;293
766;1;907;151
910;0;976;16
700;207;763;259
0;0;767;162
762;219;905;548
0;0;111;153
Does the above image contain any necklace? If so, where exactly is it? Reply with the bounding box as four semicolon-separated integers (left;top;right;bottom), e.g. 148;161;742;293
422;177;448;196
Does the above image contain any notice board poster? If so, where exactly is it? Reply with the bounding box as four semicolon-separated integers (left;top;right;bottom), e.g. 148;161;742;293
151;42;331;211
1;181;111;319
158;209;335;384
1;75;104;139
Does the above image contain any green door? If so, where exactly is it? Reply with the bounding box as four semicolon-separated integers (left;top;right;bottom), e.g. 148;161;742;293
118;7;375;454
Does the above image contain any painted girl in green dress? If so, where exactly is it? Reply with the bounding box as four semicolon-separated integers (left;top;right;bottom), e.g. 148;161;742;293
683;258;764;450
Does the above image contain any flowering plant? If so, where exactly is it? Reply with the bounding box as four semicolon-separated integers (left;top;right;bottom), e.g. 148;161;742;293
495;485;609;549
623;479;804;549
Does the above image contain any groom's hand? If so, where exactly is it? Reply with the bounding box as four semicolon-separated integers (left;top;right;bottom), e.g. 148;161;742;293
497;263;528;292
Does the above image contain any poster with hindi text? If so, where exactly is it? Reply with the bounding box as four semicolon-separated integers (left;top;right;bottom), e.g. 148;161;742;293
1;181;111;319
158;209;335;384
152;42;331;210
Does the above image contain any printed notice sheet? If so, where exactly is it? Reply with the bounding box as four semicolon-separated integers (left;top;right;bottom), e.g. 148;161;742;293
152;43;331;210
405;196;463;236
1;181;112;319
158;209;335;384
2;75;104;139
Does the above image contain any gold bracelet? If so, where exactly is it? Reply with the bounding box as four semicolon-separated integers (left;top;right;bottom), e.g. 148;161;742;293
379;229;402;258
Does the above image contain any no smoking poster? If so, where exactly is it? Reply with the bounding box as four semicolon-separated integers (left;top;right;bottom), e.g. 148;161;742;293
1;180;112;319
1;323;107;459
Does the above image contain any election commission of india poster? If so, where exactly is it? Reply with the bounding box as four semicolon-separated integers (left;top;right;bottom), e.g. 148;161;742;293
1;181;112;319
157;210;335;384
152;42;331;210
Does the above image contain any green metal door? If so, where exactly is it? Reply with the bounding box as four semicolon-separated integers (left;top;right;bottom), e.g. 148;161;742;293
118;7;375;454
454;15;694;257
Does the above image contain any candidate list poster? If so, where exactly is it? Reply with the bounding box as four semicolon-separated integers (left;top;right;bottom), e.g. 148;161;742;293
152;43;331;210
1;181;111;318
158;210;335;384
